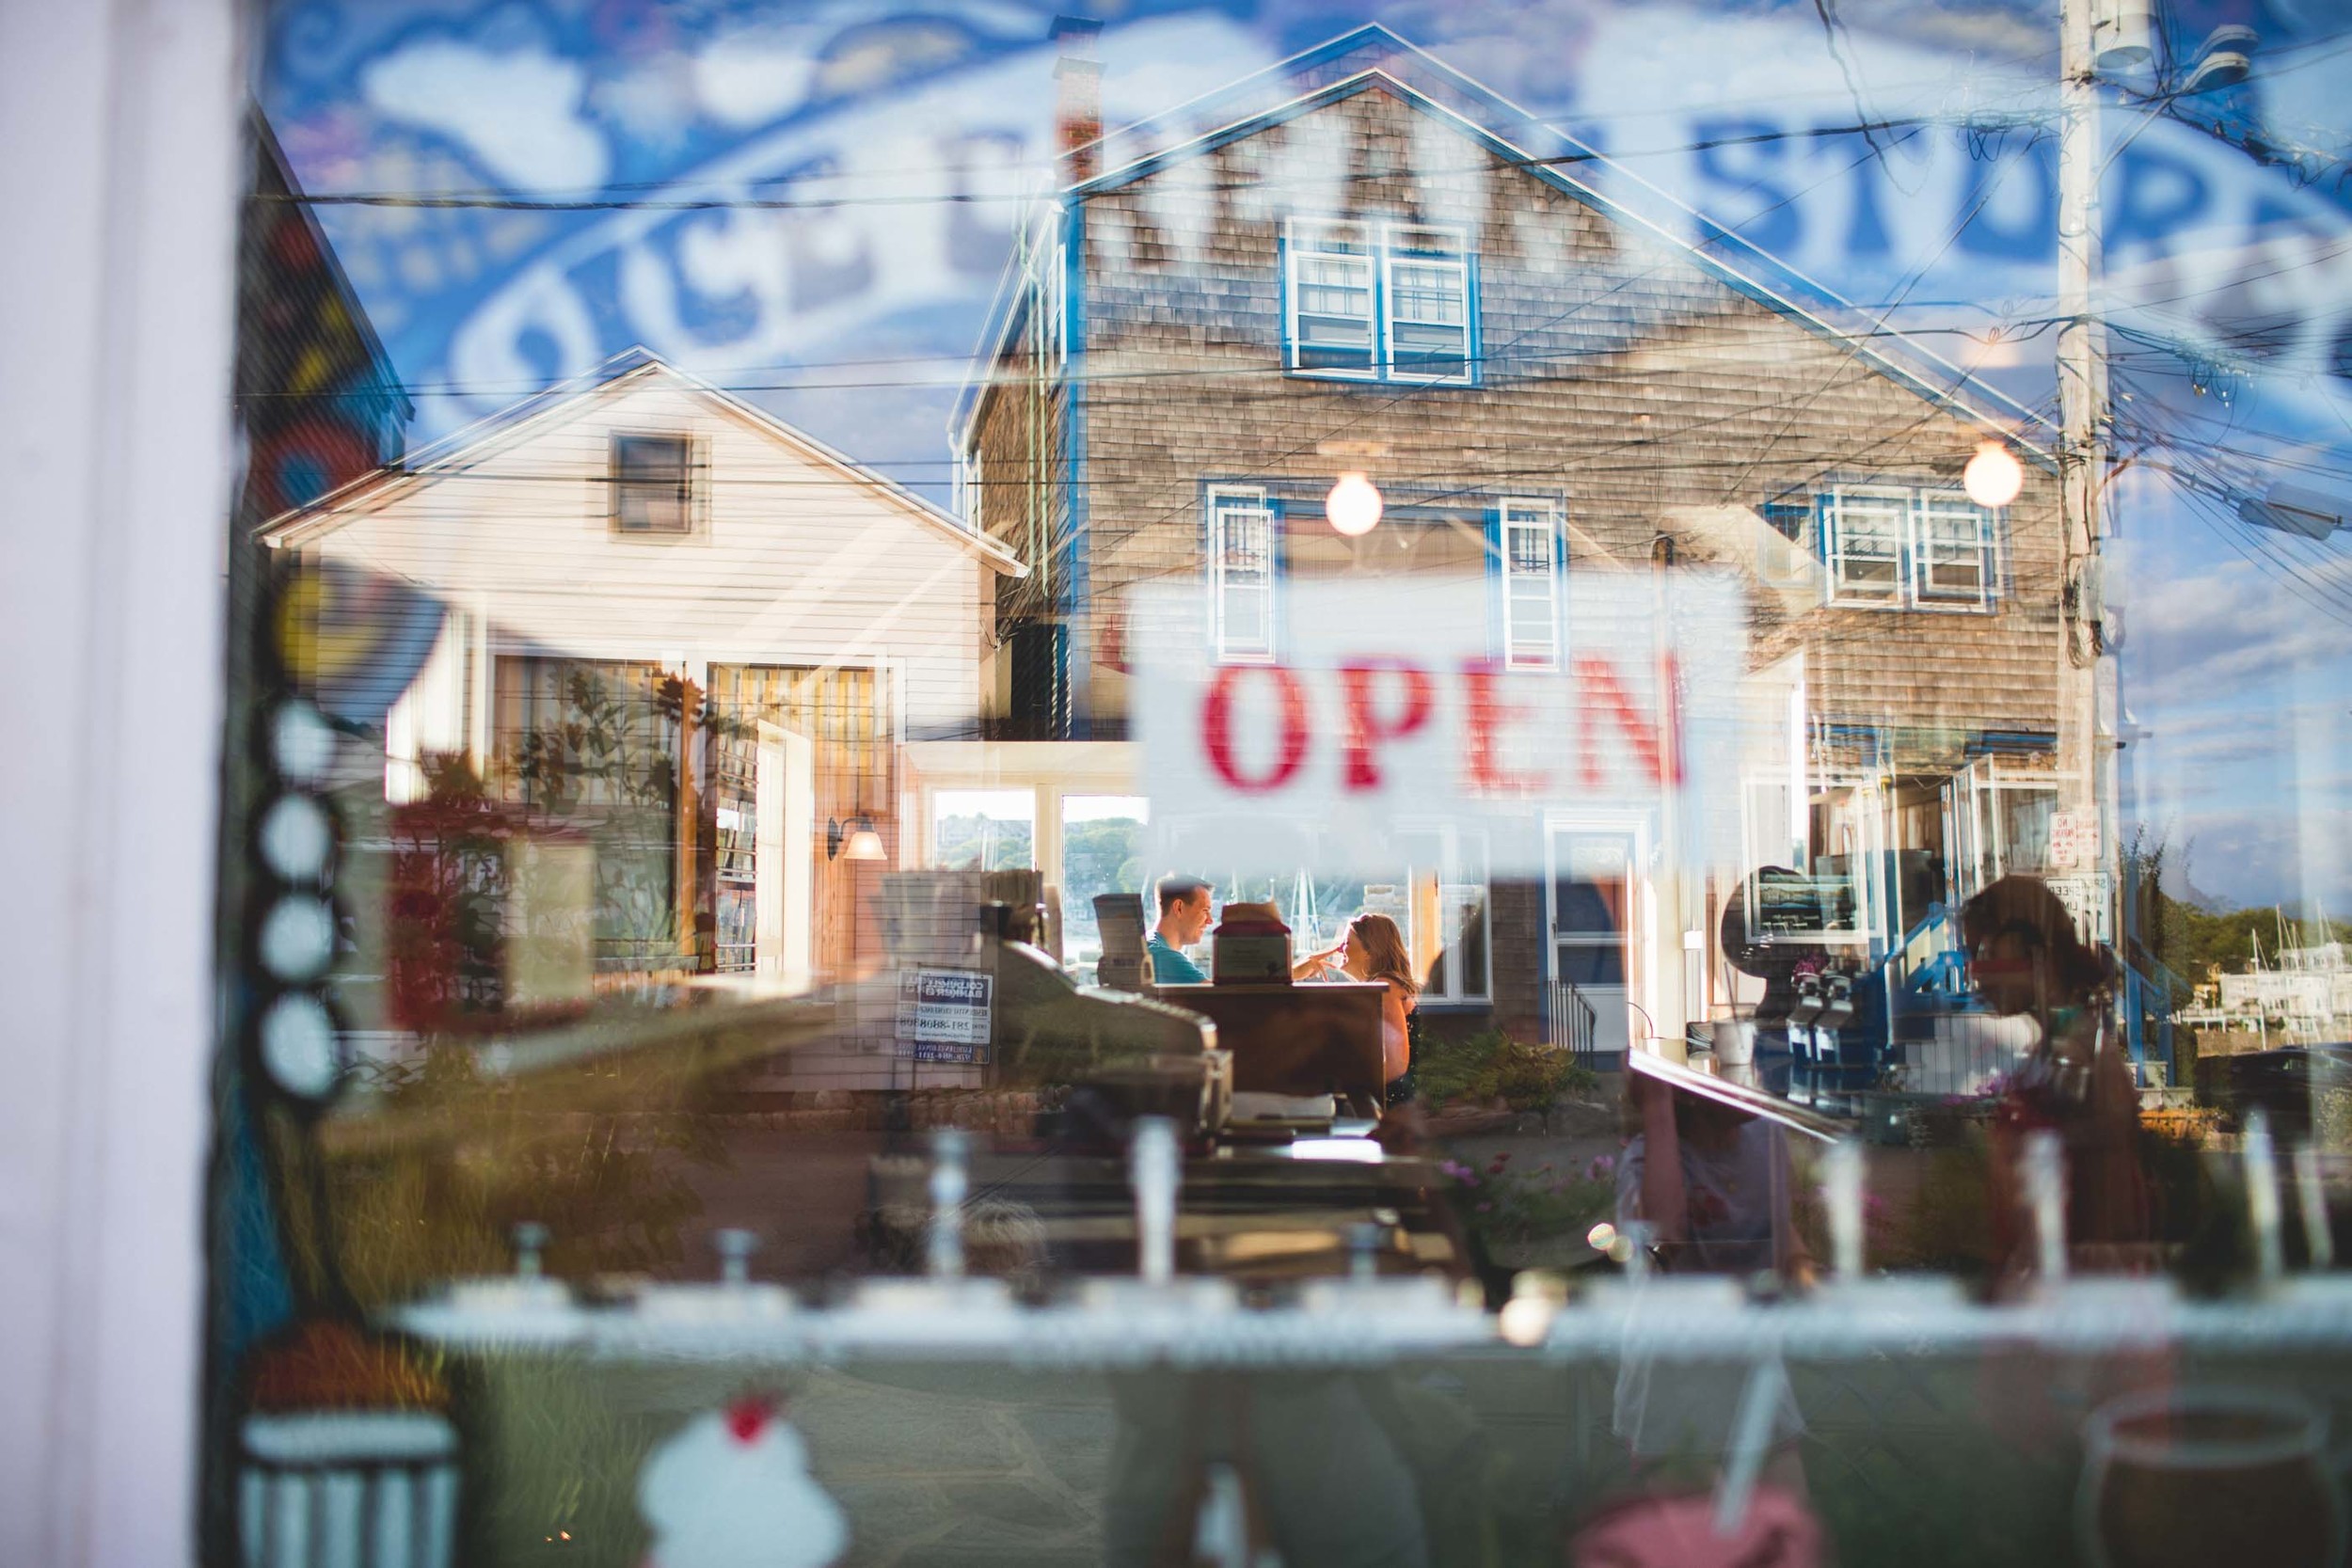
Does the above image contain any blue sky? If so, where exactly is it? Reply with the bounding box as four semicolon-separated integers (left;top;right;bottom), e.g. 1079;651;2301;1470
260;0;2352;910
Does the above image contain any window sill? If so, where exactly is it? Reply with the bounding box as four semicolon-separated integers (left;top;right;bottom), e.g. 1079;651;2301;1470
1280;367;1479;388
1823;597;1994;615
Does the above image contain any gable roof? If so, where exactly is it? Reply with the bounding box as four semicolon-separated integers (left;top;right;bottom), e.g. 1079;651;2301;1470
951;24;2055;466
262;347;1024;575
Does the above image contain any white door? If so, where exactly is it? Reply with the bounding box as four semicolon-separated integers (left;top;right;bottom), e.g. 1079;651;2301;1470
1547;824;1639;1058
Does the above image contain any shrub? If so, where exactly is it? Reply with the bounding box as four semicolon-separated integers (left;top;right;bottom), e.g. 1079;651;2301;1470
1413;1023;1596;1113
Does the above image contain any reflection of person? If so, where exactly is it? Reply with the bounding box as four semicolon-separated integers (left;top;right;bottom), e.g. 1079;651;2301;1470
1607;1071;1813;1509
1616;1072;1810;1280
1717;867;1830;1096
1148;875;1212;984
1963;874;2147;1270
1294;913;1418;1088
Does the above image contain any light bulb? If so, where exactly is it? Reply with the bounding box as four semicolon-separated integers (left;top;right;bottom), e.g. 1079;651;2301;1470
1963;441;2024;510
844;827;887;862
1325;471;1384;536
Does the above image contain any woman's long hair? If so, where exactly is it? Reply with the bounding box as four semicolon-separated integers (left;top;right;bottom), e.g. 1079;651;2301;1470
1961;874;2114;1006
1348;913;1419;1000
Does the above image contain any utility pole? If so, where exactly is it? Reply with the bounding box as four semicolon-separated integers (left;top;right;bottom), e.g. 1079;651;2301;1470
2057;0;2137;963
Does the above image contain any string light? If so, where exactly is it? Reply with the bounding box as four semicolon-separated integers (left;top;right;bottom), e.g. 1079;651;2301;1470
1326;471;1384;536
1963;441;2024;509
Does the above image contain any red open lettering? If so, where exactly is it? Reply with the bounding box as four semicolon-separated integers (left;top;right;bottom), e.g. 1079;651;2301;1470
1201;664;1311;793
1460;660;1549;796
1575;653;1682;788
1337;659;1435;790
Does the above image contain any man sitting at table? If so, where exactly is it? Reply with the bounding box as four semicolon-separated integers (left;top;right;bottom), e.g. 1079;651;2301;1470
1146;875;1213;984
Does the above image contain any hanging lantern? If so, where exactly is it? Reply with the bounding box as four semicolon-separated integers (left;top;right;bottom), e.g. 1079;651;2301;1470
1325;471;1384;536
1963;441;2024;510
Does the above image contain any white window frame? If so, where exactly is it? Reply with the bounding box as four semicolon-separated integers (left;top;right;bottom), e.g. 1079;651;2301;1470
1208;486;1278;663
1282;218;1378;378
1043;240;1068;371
1910;490;1998;610
953;444;983;530
1821;486;1910;608
1820;484;1997;612
1379;224;1472;385
1410;824;1493;1006
1499;499;1563;670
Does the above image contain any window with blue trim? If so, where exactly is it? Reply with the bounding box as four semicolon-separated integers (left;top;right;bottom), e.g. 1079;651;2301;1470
1811;484;1999;611
1499;499;1563;669
1284;218;1473;384
1208;486;1278;662
952;444;982;530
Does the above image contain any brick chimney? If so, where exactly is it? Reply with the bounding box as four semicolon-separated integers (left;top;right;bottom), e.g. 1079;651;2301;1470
1051;16;1103;183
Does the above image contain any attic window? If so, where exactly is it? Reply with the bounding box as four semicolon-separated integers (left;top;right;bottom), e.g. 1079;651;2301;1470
1282;219;1475;385
611;433;696;535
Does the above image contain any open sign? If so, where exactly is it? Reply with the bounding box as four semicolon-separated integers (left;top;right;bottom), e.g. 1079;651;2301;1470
1132;574;1749;876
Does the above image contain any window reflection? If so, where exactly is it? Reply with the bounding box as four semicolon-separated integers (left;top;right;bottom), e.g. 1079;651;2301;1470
199;6;2352;1565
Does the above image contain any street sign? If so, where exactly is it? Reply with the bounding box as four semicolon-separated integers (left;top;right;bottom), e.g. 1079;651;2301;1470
2050;810;2099;871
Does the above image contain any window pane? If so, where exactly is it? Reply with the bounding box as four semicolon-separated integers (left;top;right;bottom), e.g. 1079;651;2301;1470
1290;237;1375;371
1059;794;1150;964
931;788;1034;871
1915;497;1992;603
1213;496;1276;658
1830;494;1904;601
613;434;691;533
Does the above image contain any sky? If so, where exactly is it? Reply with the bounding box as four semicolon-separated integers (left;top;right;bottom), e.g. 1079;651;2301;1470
258;0;2352;911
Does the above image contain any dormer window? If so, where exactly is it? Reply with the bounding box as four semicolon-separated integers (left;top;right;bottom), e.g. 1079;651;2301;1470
1283;218;1475;385
611;432;697;535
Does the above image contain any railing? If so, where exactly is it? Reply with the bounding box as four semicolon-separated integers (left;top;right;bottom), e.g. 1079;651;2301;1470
1549;980;1598;1069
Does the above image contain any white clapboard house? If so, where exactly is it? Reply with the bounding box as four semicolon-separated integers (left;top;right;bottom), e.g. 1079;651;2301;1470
261;348;1023;1003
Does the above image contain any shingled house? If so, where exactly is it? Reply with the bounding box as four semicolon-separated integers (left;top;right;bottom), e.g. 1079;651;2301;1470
950;26;2072;1052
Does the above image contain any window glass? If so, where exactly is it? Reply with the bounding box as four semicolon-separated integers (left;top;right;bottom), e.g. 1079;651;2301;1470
1286;219;1376;373
1502;500;1562;668
1209;487;1277;660
930;788;1036;871
1826;489;1906;603
612;433;692;533
1058;794;1150;965
195;8;2352;1565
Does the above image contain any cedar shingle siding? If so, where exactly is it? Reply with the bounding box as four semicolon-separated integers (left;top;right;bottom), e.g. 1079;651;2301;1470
968;82;2062;1035
975;85;2058;750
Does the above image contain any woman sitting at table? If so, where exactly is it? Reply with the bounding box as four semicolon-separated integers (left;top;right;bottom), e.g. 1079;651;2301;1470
1293;913;1418;1092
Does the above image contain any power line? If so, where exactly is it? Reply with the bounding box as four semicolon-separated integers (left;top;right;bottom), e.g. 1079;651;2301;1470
236;312;2070;405
251;116;2016;213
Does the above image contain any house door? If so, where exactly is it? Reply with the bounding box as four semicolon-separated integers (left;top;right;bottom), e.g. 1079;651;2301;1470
1547;824;1639;1059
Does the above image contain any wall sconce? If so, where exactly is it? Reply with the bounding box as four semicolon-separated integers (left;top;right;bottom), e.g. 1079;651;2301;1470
828;815;886;862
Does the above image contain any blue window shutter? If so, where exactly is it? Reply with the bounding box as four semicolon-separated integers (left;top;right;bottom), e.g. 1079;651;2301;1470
1270;497;1289;659
1484;508;1504;663
1466;252;1484;386
1276;230;1293;369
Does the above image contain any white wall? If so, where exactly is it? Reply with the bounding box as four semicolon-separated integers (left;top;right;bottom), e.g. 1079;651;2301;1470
300;373;994;744
0;1;236;1564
